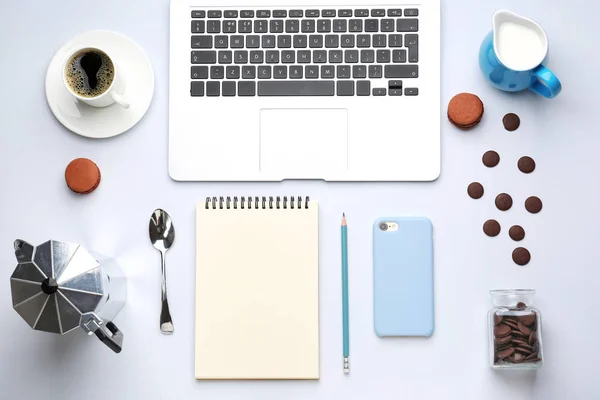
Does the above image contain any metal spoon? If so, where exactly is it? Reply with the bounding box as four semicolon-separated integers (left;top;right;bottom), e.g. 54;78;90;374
149;209;175;334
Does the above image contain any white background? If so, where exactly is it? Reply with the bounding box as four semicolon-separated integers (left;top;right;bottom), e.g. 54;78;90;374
1;0;599;399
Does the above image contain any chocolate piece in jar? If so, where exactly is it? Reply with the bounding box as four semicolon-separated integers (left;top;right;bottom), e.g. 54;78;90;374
517;321;533;336
518;313;536;326
502;319;519;330
494;314;503;325
516;301;527;310
528;331;536;345
495;335;513;346
496;347;515;360
494;324;511;337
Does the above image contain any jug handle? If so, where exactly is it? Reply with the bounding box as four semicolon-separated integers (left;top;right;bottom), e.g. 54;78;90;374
94;322;123;354
530;65;562;99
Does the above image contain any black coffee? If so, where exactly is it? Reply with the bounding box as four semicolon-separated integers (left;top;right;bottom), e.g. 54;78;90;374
65;49;114;98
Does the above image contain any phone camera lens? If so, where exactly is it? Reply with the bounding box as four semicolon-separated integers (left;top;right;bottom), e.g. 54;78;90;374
379;222;388;231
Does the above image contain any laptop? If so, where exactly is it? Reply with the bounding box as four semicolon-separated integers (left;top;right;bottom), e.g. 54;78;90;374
169;0;440;181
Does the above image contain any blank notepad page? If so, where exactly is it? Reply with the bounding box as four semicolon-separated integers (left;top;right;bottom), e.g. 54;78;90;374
195;198;319;380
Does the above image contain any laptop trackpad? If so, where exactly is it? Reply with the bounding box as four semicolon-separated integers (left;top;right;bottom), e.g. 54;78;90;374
260;109;348;179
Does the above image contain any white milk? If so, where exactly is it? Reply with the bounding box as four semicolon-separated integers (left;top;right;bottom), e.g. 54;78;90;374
494;11;548;71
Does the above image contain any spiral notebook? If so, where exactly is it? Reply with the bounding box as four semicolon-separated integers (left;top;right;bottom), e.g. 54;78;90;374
195;196;319;380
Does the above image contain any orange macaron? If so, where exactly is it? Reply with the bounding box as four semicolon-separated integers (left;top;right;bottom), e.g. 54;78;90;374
65;158;101;194
447;93;484;130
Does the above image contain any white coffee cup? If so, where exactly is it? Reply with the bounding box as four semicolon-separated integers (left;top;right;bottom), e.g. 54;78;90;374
62;47;130;108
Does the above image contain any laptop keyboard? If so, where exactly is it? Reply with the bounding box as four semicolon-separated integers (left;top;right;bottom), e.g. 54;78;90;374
190;8;419;97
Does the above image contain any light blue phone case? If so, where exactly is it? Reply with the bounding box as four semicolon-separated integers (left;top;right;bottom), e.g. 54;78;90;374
373;217;434;337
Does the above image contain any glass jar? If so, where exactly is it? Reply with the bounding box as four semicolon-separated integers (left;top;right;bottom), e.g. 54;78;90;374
488;289;543;369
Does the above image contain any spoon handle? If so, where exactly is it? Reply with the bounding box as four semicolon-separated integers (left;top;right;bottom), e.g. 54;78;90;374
160;250;174;334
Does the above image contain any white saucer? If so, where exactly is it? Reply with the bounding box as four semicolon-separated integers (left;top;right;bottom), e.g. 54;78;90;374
45;30;154;139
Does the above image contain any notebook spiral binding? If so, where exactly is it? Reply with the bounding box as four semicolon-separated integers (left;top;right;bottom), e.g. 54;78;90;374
205;196;310;210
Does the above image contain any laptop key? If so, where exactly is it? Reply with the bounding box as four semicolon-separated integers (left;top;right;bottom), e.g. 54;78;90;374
258;65;272;79
278;35;292;48
397;19;419;32
225;65;240;79
240;10;254;18
274;65;287;79
273;10;287;18
215;36;228;48
354;9;369;17
376;49;391;63
341;35;355;48
337;65;351;79
357;34;370;47
210;66;224;79
266;50;279;63
406;34;419;62
222;81;236;96
289;66;303;79
231;35;244;48
405;87;419;96
246;35;260;48
298;50;311;63
242;66;256;79
191;10;206;18
337;80;354;96
353;65;366;78
404;8;419;16
393;49;407;63
389;34;403;47
365;19;379;32
309;35;324;48
191;66;208;79
344;50;358;63
257;10;270;18
191;21;205;33
238;20;252;33
294;35;308;48
191;81;204;96
258;81;335;96
191;35;212;48
388;9;402;17
317;20;331;33
360;49;374;63
373;34;386;48
339;9;352;17
281;50;295;63
234;50;248;64
349;19;362;32
368;65;382;78
254;20;268;33
207;20;220;33
357;80;370;96
373;88;386;96
250;50;264;64
238;81;256;96
371;9;385;17
206;81;220;96
218;50;232;64
329;50;342;63
384;65;418;78
208;10;221;18
262;35;276;48
286;20;300;33
322;9;336;17
381;19;395;32
306;10;319;17
325;35;339;48
301;20;316;33
224;10;237;18
333;19;347;32
305;65;319;78
313;50;327;63
321;65;335;78
192;51;216;64
290;10;303;17
270;20;284;33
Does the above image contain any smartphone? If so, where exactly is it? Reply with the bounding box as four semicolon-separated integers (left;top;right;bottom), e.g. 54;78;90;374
373;217;434;337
